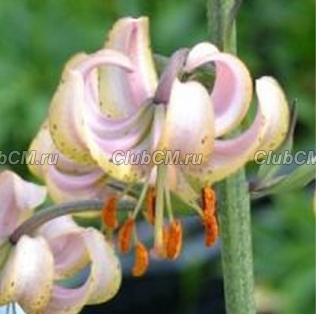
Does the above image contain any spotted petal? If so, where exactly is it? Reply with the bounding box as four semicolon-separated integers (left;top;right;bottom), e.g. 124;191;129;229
48;50;133;164
185;42;253;137
29;121;114;203
0;236;54;313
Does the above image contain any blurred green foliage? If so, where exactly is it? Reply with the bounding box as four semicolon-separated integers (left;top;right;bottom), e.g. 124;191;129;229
0;0;314;313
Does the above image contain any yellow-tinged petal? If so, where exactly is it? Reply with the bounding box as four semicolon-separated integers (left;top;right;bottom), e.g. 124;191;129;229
255;76;290;152
29;121;114;204
28;120;55;180
49;49;133;164
48;53;94;164
0;236;54;313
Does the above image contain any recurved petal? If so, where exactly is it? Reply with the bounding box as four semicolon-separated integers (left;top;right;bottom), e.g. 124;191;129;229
45;163;112;203
255;76;290;152
43;228;122;314
49;50;133;164
0;171;46;240
101;16;158;117
185;76;289;185
38;216;88;280
48;53;94;164
160;79;214;158
0;235;54;313
185;42;253;137
28;120;56;180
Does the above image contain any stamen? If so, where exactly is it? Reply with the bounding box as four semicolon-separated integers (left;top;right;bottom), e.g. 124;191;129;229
102;196;118;229
132;176;152;219
202;187;216;215
203;213;218;247
154;165;167;257
146;187;156;225
166;220;183;260
132;241;149;277
165;187;174;222
118;217;135;253
162;224;170;258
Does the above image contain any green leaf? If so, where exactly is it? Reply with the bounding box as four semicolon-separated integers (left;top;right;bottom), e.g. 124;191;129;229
252;155;315;199
270;157;316;192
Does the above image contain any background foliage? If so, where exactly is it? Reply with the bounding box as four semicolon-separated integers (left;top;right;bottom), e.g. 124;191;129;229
0;0;314;313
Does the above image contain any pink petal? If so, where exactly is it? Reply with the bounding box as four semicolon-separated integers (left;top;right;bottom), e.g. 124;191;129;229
185;42;253;137
43;229;121;314
48;50;132;164
0;171;46;241
101;16;158;116
185;76;289;185
38;216;88;280
0;236;54;313
46;165;113;203
29;121;113;204
160;79;214;158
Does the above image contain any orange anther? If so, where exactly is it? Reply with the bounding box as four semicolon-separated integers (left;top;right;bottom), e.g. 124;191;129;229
102;196;118;229
203;213;218;247
166;220;183;260
132;241;149;277
202;187;216;215
146;187;156;225
118;217;135;253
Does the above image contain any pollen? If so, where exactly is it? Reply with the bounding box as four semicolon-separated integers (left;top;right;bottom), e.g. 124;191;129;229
146;187;156;225
166;220;183;260
118;217;135;253
202;187;216;215
132;241;149;277
203;213;218;247
102;196;118;229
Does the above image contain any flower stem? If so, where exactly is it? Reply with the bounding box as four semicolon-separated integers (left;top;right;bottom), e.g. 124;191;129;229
9;199;134;244
206;0;256;313
9;200;104;244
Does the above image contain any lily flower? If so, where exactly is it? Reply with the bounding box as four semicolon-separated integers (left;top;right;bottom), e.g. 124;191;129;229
31;17;289;269
0;171;122;313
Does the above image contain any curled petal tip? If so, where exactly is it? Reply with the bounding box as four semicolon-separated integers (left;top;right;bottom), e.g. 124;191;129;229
184;42;219;73
255;76;290;152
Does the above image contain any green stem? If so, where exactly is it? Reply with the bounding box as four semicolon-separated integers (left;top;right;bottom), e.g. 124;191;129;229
206;0;256;313
9;199;134;244
9;200;104;244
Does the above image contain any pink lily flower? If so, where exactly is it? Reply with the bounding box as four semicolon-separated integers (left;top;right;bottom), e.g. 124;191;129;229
0;171;121;313
30;17;289;260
